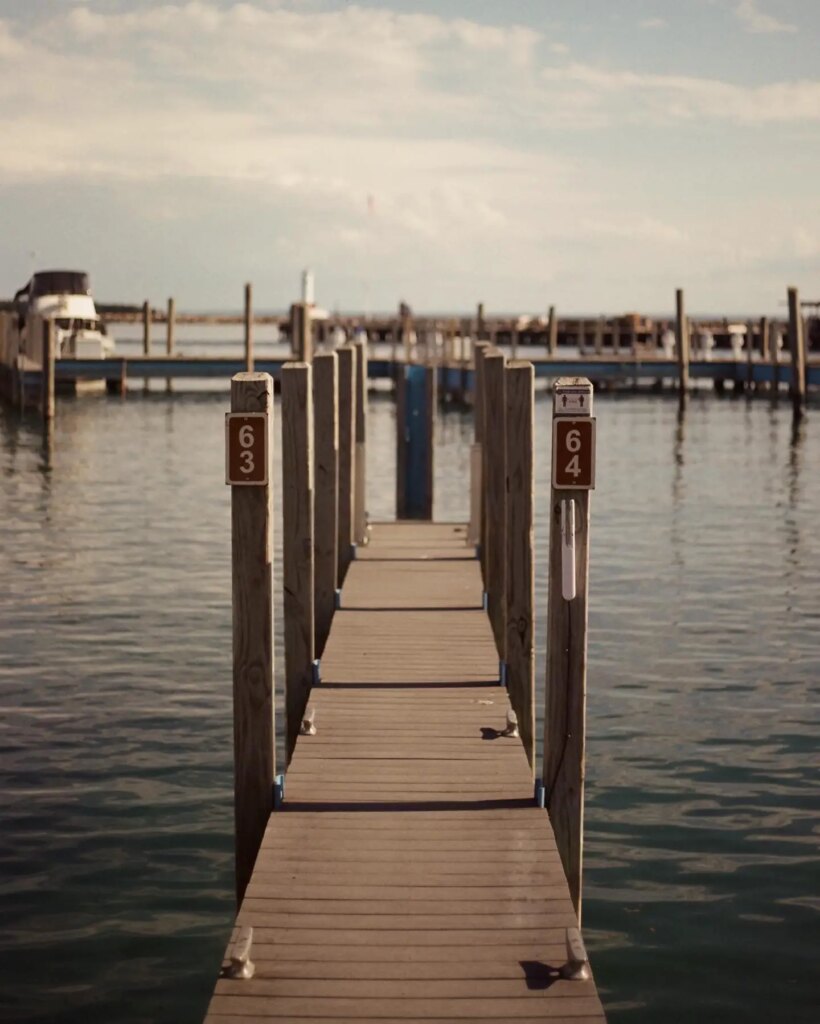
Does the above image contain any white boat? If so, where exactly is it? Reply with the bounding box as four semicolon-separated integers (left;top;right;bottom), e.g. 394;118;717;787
13;270;115;359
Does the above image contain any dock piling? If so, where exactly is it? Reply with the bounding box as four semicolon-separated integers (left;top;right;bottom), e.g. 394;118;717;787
675;288;690;397
312;352;338;657
548;305;557;356
482;350;507;659
244;283;253;373
281;362;315;759
353;338;367;543
228;371;275;906
336;346;356;584
504;360;535;769
472;343;489;566
42;318;55;421
787;286;807;418
396;364;435;519
142;300;151;356
544;378;594;919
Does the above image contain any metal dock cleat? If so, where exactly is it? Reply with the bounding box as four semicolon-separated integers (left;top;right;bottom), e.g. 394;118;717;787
560;927;591;981
225;926;255;980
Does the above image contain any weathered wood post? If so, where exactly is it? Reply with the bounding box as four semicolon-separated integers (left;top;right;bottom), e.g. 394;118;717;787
353;338;367;544
396;364;435;519
477;303;485;341
291;302;314;363
594;317;604;356
142;300;151;355
472;339;487;573
675;288;690;398
244;283;254;373
312;352;338;658
787;286;806;418
544;377;595;920
336;345;356;584
226;371;274;906
281;362;315;760
468;342;488;548
483;350;507;659
42;318;55;421
166;297;175;392
505;360;534;770
511;323;519;360
547;305;557;356
166;297;175;357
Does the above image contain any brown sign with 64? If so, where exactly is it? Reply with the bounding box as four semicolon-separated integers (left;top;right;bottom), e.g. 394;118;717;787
552;417;596;490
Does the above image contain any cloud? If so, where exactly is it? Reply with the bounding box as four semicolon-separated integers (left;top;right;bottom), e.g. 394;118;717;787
639;17;667;30
734;0;796;34
541;62;820;124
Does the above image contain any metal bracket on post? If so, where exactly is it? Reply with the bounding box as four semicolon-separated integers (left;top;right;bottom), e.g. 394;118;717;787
224;926;255;980
273;773;285;809
534;778;546;808
300;706;317;736
350;542;358;561
334;588;342;609
482;591;488;611
312;660;321;685
560;927;591;981
499;660;507;687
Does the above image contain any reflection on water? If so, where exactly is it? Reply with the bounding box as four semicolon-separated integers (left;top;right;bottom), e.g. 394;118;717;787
1;388;818;1023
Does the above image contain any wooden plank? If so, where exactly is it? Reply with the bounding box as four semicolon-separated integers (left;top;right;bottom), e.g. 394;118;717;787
312;353;338;657
230;372;275;905
504;361;534;770
281;363;315;759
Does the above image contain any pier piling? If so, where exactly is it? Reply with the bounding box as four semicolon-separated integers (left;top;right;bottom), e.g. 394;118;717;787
336;346;356;584
483;349;507;659
675;288;690;398
244;283;253;373
42;318;55;421
312;352;338;657
228;371;275;905
396;364;435;519
504;360;535;768
353;338;367;544
281;362;315;759
787;286;807;418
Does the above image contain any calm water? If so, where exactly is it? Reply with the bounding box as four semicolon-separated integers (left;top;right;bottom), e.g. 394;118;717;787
0;375;818;1023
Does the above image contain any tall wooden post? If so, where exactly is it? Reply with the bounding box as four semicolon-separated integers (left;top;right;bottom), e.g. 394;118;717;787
166;297;175;392
477;302;485;340
544;378;595;920
336;346;356;584
228;372;274;906
244;283;254;373
675;288;690;397
42;318;55;420
281;362;315;760
353;338;367;544
594;317;604;356
142;300;151;355
166;297;175;356
312;353;338;658
483;350;507;659
547;305;557;356
787;286;806;418
473;343;489;576
291;302;313;363
505;361;534;770
396;364;435;519
468;342;488;548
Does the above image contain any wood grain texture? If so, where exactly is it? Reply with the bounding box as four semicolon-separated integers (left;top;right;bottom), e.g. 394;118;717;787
505;362;534;771
312;353;338;658
473;343;489;584
336;346;355;585
230;372;275;906
206;522;604;1024
244;284;253;373
281;363;315;760
354;339;367;543
483;350;507;659
544;480;590;920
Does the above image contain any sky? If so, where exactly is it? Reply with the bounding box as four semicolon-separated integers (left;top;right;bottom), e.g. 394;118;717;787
0;0;818;315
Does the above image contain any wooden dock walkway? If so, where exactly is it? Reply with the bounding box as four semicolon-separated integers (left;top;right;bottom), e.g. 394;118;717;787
205;521;605;1023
